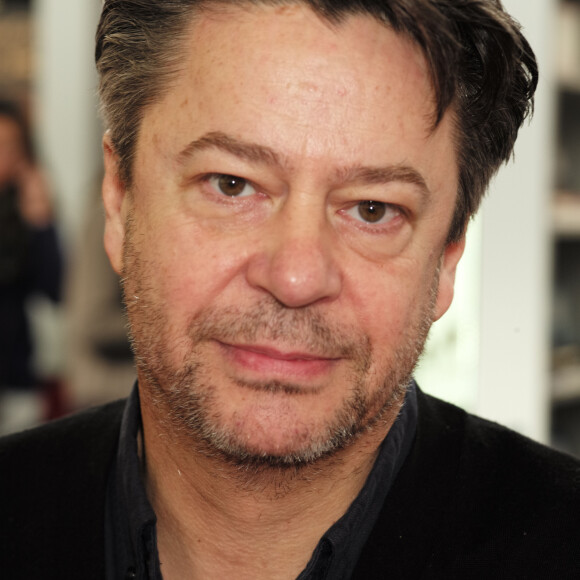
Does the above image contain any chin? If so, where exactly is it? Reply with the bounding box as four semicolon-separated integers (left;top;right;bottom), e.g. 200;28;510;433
143;364;407;470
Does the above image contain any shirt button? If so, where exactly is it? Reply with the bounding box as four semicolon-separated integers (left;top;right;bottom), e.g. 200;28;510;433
125;567;137;579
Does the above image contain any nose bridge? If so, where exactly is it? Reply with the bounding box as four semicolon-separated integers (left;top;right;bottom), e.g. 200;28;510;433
246;193;342;308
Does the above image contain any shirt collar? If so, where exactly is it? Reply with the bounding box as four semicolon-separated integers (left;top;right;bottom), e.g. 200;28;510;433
106;385;160;579
298;382;418;580
106;381;418;580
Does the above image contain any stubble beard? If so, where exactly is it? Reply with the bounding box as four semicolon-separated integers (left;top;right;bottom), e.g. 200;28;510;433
122;220;437;474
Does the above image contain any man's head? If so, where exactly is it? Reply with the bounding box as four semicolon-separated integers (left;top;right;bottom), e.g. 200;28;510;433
0;100;32;187
96;1;536;467
96;0;537;244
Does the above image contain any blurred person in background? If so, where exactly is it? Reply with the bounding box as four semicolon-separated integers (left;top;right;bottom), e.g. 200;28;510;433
0;98;62;434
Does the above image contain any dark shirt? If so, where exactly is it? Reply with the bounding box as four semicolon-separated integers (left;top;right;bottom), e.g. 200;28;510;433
105;382;418;580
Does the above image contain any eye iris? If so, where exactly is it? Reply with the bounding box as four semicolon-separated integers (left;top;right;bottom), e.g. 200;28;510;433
218;175;246;196
358;200;386;223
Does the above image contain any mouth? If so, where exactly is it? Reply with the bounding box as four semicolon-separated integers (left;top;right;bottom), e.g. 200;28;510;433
215;341;340;381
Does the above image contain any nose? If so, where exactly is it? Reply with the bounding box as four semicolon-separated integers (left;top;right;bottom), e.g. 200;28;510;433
245;203;342;308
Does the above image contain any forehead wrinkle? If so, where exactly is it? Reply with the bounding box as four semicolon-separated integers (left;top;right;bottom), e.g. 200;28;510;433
177;131;291;170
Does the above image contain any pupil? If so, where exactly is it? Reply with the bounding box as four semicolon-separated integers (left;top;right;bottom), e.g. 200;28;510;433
359;200;386;223
218;175;245;196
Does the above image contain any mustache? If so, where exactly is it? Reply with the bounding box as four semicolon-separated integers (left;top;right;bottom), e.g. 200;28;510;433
186;301;372;362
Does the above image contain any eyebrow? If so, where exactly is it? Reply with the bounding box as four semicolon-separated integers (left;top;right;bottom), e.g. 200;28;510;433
335;165;430;200
178;131;284;167
178;131;431;200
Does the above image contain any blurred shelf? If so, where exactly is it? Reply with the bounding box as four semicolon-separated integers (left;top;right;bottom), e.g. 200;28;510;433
559;78;580;93
0;9;32;94
559;2;580;90
553;192;580;237
553;344;580;402
553;363;580;402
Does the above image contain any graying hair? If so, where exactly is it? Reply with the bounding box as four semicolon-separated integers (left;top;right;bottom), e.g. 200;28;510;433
96;0;537;242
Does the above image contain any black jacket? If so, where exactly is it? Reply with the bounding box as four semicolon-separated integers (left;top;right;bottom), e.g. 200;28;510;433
1;389;579;579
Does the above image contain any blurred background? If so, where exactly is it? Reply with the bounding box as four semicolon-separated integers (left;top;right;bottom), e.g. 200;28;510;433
1;0;579;458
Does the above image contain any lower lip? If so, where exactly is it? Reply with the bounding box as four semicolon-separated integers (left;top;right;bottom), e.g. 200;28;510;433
218;343;336;380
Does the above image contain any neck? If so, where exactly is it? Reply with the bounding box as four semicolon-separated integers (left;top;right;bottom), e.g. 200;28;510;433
139;394;401;580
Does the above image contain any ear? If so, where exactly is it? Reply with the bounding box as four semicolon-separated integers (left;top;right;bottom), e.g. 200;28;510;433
102;133;130;275
433;236;466;321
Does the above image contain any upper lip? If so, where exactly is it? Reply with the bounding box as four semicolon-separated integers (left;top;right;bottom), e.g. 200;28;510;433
219;342;339;361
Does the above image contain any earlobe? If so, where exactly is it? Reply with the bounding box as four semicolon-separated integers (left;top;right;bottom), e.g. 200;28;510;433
102;133;129;275
433;236;466;321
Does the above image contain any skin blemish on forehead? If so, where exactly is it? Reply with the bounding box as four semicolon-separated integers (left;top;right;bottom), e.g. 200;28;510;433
299;81;322;95
274;4;307;17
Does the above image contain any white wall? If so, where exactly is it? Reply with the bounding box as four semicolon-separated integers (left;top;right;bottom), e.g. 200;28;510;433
476;0;556;442
418;0;556;443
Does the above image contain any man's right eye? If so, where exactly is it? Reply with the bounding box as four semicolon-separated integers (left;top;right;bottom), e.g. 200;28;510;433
356;200;387;223
208;174;256;198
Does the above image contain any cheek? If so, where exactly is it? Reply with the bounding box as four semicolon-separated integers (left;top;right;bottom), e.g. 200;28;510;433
357;293;410;356
137;218;249;321
347;259;437;349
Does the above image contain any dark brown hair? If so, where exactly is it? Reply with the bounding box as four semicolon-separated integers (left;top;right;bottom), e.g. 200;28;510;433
96;0;538;242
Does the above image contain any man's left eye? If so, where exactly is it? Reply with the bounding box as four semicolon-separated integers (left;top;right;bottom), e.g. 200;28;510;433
346;200;400;224
209;174;256;197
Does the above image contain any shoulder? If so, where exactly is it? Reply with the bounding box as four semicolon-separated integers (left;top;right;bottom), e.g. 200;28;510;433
0;398;125;473
419;391;580;501
353;390;580;579
427;393;580;576
0;400;126;579
417;391;580;532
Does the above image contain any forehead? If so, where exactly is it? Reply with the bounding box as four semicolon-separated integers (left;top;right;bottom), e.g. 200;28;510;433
196;5;430;97
137;4;456;191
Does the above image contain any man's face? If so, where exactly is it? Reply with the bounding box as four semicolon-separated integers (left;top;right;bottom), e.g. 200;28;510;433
0;116;24;187
104;5;464;464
